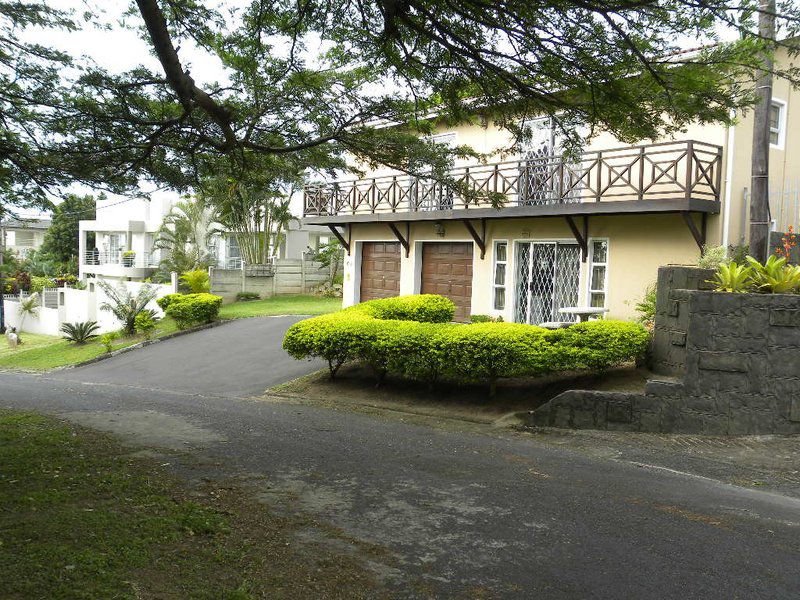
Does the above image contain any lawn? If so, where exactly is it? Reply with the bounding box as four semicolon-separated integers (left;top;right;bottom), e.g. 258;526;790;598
218;294;342;319
0;410;379;598
0;318;181;371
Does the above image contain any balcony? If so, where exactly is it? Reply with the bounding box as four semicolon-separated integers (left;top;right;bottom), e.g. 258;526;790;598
303;141;722;226
82;251;161;268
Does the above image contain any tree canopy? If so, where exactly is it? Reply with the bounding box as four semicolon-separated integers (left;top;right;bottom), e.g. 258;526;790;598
40;194;97;263
1;0;799;214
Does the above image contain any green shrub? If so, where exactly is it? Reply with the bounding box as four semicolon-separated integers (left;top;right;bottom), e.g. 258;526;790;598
60;321;100;344
236;291;261;301
156;293;183;311
180;269;211;293
134;311;159;340
164;293;223;329
100;331;120;353
469;314;503;323
282;294;649;394
29;275;55;293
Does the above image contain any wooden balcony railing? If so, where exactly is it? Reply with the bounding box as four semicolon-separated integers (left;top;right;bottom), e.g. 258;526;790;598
303;140;722;218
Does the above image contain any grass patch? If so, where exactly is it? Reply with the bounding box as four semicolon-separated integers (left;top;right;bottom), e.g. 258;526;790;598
0;318;181;371
0;410;381;598
219;294;341;319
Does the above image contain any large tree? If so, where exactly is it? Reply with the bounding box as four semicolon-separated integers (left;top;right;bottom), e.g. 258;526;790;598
40;194;97;263
1;1;799;214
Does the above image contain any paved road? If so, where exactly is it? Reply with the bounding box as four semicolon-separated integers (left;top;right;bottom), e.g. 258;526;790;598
53;316;320;397
2;317;799;598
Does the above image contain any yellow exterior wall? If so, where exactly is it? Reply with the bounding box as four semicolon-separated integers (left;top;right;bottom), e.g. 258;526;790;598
343;213;700;322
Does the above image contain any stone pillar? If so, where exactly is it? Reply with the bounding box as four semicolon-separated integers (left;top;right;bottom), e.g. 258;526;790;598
650;265;716;376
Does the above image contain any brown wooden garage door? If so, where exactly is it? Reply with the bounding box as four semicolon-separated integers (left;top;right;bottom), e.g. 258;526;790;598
360;242;401;301
420;242;473;322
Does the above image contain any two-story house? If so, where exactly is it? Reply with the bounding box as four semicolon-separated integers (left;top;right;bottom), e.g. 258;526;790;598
1;217;51;258
302;46;798;323
78;195;171;281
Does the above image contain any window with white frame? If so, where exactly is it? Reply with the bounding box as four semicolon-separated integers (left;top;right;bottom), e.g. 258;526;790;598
770;100;786;148
493;241;508;310
13;230;35;247
588;240;608;308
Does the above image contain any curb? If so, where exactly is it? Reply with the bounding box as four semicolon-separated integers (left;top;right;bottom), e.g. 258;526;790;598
57;319;233;370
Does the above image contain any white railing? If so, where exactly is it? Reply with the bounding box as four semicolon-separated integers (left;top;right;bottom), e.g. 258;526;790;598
82;250;160;268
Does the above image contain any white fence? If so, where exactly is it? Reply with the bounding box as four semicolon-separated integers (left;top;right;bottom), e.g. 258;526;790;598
3;278;177;337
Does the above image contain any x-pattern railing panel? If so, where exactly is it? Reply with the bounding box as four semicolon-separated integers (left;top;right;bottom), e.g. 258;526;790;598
304;140;722;217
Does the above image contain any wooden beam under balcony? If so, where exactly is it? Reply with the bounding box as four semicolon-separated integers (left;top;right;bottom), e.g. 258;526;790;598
303;198;720;226
327;225;351;254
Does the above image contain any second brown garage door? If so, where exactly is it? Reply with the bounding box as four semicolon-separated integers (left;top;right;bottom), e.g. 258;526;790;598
421;242;473;322
360;242;401;301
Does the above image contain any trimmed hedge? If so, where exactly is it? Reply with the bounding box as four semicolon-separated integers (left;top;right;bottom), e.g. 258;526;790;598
283;294;650;392
158;293;223;329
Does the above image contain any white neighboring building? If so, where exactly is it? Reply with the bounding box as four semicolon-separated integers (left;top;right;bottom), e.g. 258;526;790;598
1;218;51;257
79;196;172;281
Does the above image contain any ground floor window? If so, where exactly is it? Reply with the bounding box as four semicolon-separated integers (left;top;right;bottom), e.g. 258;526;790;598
493;241;507;310
588;240;608;308
514;241;580;324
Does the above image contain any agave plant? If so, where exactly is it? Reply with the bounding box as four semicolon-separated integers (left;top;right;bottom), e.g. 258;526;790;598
60;321;101;345
746;255;800;293
97;281;158;334
708;261;753;293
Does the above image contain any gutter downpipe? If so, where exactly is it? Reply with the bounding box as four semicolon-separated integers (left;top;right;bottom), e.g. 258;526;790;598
722;112;736;248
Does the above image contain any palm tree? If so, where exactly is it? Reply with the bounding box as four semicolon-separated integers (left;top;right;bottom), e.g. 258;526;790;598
97;281;157;335
17;292;40;340
153;196;224;273
270;199;299;259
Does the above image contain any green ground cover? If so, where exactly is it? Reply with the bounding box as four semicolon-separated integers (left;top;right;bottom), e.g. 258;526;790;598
218;295;341;319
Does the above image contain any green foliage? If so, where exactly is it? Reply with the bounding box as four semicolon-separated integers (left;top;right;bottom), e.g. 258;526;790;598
698;244;728;269
100;331;120;353
29;276;55;293
97;281;158;335
41;194;97;263
156;294;183;311
180;269;211;293
709;261;754;293
283;295;649;392
163;293;223;329
312;239;344;283
134;311;158;340
746;255;800;293
235;291;261;301
60;321;100;345
469;314;503;323
634;283;657;328
359;294;456;323
154;198;222;276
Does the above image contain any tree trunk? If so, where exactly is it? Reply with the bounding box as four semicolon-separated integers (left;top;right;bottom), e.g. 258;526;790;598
749;0;776;263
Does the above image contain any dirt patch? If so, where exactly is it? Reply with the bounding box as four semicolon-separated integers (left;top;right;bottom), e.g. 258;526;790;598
271;363;650;424
61;410;227;451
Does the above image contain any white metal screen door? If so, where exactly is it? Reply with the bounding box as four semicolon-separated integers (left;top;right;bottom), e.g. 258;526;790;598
515;242;580;324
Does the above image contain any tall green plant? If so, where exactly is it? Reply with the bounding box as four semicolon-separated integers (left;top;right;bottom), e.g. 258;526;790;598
709;261;753;293
17;292;40;334
97;281;158;335
180;269;211;293
153;197;223;274
746;255;800;293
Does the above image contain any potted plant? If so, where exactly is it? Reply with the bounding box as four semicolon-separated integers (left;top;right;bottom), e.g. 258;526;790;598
122;250;136;267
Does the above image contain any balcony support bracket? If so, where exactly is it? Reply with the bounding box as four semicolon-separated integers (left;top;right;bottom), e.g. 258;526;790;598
681;211;706;251
462;219;487;259
387;222;410;257
327;225;351;255
565;216;589;262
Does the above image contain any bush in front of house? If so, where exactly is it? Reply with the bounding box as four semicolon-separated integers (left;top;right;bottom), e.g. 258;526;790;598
163;293;223;329
156;293;183;311
236;291;261;301
282;294;649;393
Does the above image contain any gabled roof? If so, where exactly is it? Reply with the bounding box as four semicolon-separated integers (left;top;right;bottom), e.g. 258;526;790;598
0;218;52;230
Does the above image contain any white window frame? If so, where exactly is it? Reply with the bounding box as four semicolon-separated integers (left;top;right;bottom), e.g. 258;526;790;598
770;98;787;150
492;240;508;313
586;238;609;309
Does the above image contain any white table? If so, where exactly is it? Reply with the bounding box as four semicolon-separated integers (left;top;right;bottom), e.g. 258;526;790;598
558;307;609;322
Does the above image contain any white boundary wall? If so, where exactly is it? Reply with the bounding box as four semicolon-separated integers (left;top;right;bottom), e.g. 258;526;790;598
3;277;176;336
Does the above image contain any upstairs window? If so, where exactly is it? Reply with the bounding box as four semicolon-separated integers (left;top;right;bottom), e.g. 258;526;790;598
770;100;786;148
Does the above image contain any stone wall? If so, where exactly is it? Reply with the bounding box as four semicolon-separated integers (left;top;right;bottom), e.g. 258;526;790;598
650;265;715;376
210;259;335;302
527;265;800;435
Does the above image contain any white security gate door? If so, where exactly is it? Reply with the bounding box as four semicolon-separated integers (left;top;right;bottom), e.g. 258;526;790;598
515;242;580;324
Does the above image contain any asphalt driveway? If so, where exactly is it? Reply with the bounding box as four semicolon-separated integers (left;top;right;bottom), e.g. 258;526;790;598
53;316;320;398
